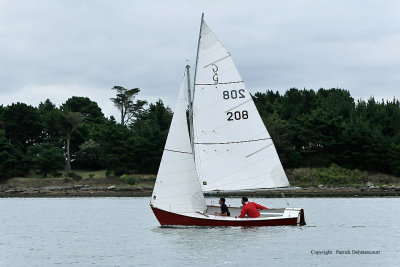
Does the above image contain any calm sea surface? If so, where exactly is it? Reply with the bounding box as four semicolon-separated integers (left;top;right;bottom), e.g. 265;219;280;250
0;197;399;266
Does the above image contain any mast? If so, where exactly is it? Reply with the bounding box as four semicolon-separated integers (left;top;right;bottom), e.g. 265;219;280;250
192;13;204;101
186;65;194;154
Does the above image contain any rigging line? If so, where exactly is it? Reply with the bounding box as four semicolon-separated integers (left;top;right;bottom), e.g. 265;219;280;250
280;191;290;206
158;167;197;176
197;43;224;58
246;143;273;158
164;149;192;154
203;53;231;68
199;150;280;185
195;137;271;145
154;190;202;200
195;81;243;85
155;179;201;188
193;132;270;165
161;157;194;163
192;80;243;115
209;167;284;187
195;133;269;164
225;99;252;112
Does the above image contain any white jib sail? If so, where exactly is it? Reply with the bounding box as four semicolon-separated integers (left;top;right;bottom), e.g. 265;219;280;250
193;20;290;191
151;77;206;213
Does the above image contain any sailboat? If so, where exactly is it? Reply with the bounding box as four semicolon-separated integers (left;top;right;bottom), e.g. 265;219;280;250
150;14;305;227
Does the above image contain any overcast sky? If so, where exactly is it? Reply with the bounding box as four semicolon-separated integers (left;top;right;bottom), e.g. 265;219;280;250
1;0;399;118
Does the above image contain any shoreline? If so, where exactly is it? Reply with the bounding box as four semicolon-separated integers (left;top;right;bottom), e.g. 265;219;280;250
1;185;399;198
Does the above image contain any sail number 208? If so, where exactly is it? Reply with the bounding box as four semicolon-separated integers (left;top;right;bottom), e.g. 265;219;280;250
223;89;248;121
223;89;245;99
227;110;248;121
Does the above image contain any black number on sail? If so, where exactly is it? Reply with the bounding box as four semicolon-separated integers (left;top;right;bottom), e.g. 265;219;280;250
223;91;230;99
242;110;248;119
227;112;233;121
227;110;249;121
222;89;246;100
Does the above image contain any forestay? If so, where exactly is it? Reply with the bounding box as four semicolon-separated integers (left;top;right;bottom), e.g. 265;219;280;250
192;21;290;191
151;77;206;213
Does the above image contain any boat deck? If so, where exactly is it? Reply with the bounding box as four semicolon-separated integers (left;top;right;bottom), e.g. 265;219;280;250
206;205;286;218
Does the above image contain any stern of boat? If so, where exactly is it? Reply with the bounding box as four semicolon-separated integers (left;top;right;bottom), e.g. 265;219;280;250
299;208;306;225
281;208;306;226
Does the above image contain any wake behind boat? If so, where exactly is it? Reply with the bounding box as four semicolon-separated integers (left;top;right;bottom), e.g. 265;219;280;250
150;14;306;227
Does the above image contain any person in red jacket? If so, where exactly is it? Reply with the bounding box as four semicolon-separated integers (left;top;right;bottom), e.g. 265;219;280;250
238;197;268;218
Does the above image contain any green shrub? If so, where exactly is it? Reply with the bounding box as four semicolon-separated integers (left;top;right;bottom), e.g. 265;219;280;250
318;164;369;185
68;172;83;181
51;171;62;178
120;175;138;185
114;167;127;177
289;164;369;186
319;164;350;185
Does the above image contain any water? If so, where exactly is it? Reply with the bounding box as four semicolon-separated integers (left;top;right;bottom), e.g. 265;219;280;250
0;197;399;266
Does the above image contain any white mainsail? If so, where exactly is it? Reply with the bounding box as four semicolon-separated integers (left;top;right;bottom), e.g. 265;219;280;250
192;20;290;191
151;77;206;213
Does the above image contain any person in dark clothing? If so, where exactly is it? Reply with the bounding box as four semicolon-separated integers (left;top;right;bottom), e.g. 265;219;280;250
214;197;230;216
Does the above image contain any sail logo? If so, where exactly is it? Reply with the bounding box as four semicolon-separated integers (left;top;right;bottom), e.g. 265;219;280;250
212;64;219;84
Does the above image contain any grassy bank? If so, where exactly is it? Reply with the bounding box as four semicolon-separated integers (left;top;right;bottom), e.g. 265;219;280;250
287;164;400;188
1;170;156;188
1;166;399;198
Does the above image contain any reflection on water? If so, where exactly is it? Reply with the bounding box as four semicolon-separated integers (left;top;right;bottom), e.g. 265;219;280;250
0;197;399;266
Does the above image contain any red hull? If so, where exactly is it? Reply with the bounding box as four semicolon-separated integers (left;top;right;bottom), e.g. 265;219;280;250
151;206;304;227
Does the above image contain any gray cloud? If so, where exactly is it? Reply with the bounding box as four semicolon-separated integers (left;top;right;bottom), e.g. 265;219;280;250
1;0;399;117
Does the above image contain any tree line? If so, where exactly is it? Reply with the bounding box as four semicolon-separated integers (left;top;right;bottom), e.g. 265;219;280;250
252;88;400;176
0;86;171;180
0;87;399;181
